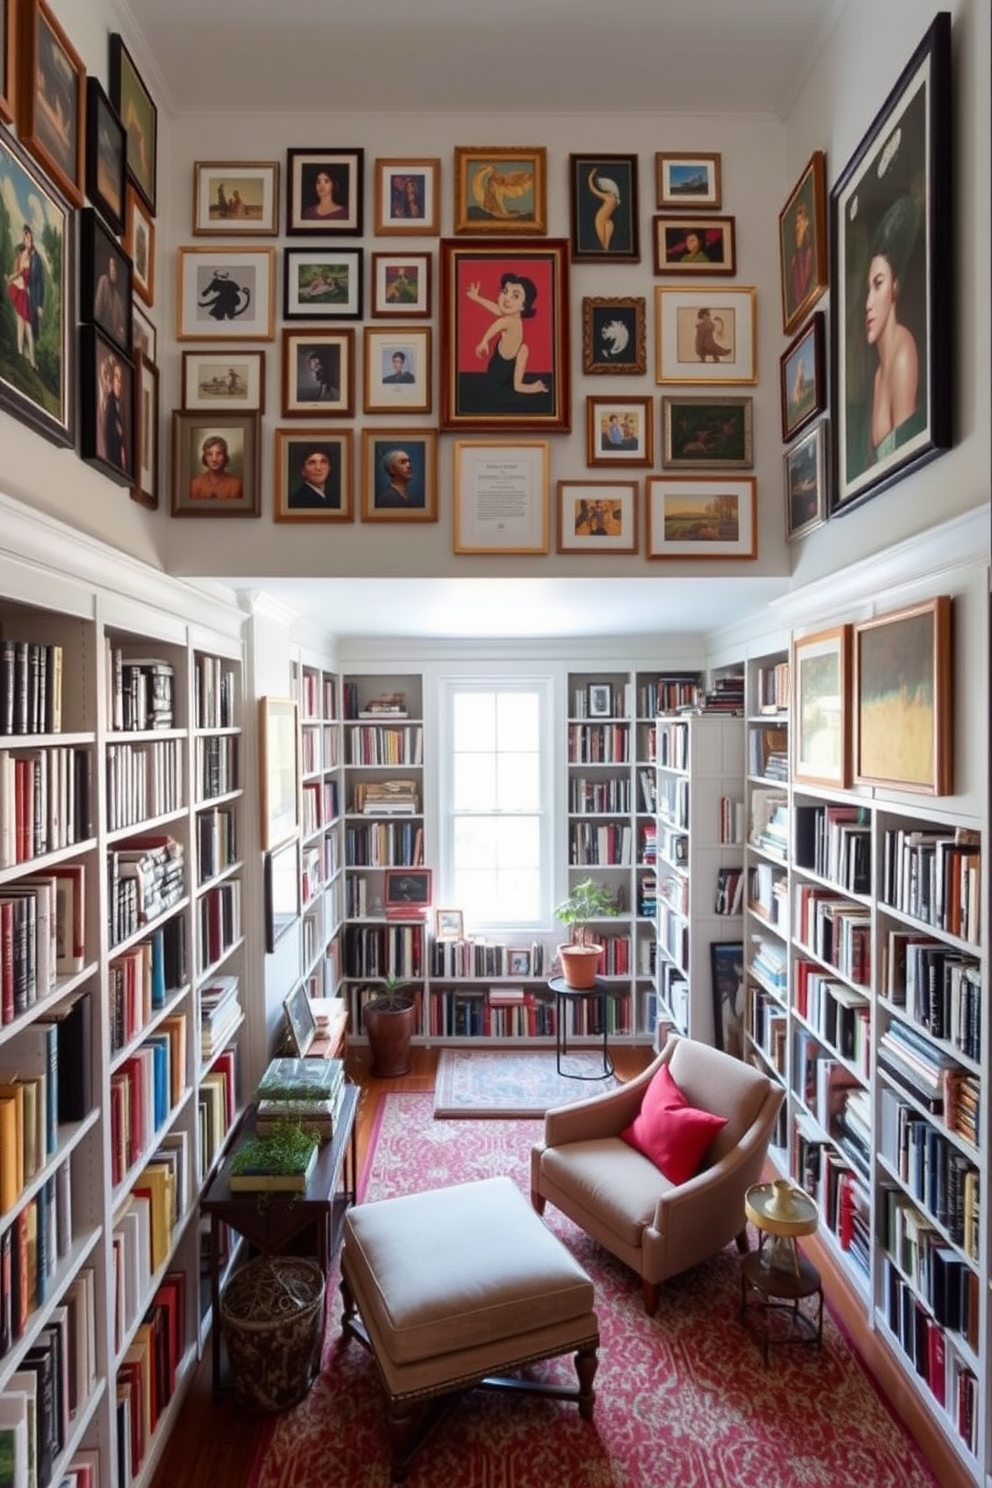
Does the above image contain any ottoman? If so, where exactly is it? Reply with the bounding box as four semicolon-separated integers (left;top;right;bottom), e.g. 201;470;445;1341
340;1175;599;1481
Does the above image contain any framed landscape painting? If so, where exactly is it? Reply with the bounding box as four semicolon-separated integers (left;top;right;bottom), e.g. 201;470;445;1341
791;625;850;789
109;32;156;212
646;477;757;560
853;595;952;795
183;350;265;412
19;0;85;206
661;395;752;470
283;248;362;321
193;160;279;235
784;421;827;541
780;313;825;442
656;152;721;210
568;154;639;263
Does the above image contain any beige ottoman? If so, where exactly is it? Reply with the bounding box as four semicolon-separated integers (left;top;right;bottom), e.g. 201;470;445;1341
340;1175;599;1481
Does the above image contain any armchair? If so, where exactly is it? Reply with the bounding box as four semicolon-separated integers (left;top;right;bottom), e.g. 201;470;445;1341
531;1035;784;1314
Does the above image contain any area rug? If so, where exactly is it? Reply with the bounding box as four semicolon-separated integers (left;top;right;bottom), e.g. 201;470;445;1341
434;1047;617;1117
246;1093;937;1488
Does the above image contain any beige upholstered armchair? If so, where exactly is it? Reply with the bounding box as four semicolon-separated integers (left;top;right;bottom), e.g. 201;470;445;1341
531;1035;784;1314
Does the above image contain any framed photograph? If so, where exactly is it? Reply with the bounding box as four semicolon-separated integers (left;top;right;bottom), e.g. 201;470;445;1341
131;351;159;510
273;429;354;522
780;312;825;443
78;326;133;486
587;684;612;719
710;941;744;1058
853;595;952;796
441;239;569;431
192;160;279;235
131;300;156;363
653;216;735;276
647;477;757;560
779;149;827;336
582;297;645;376
363;327;431;414
661;396;753;470
586;396;653;468
171;411;261;517
18;0;84;206
177;247;275;341
109;32;156;212
283;247;362;321
384;868;432;916
831;14;951;516
654;287;757;385
182;351;265;413
507;949;532;977
791;625;851;789
282;982;317;1054
0;131;74;448
374;158;440;235
371;252;432;318
361;430;438;523
453;441;549;554
259;696;300;850
286;147;363;235
557;481;638;556
656;152;722;210
281;329;354;417
85;77;126;233
79;208;132;355
264;842;301;955
125;186;155;307
453;146;546;235
434;909;463;942
0;0;15;125
568;154;639;263
784;421;827;542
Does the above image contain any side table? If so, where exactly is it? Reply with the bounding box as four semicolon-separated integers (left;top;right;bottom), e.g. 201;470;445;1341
547;976;615;1079
739;1247;823;1363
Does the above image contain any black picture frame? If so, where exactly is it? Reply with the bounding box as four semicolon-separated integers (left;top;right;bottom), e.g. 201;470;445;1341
283;248;363;322
109;32;157;213
582;297;646;376
264;838;301;953
78;324;134;486
830;12;951;516
710;941;744;1059
85;77;126;234
568;154;640;263
283;983;317;1056
79;208;133;356
286;147;364;236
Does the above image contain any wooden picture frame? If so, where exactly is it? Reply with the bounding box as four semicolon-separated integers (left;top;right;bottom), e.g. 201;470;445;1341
18;0;85;206
653;216;735;276
585;396;653;468
171;411;261;517
79;208;132;356
853;596;952;796
654;287;757;385
274;429;354;523
371;253;432;318
661;395;753;470
192;160;280;235
286;147;363;235
710;941;744;1058
656;152;722;210
131;300;156;363
0;0;15;125
568;154;639;263
85;77;126;234
453;146;546;235
384;868;432;916
453;441;549;554
374;158;440;235
361;430;438;523
779;150;827;336
556;481;638;555
182;350;265;412
283;248;362;322
259;696;301;850
283;982;316;1053
441;239;569;431
780;312;825;442
582;297;645;376
124;185;155;307
434;909;463;942
281;328;354;417
363;327;431;414
109;32;156;212
131;350;159;510
791;625;851;789
177;247;275;341
78;325;133;486
507;949;532;977
263;842;300;955
647;477;757;560
831;14;952;516
784;421;827;541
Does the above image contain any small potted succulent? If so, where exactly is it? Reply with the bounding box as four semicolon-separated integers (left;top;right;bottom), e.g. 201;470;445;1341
555;878;621;989
362;973;417;1077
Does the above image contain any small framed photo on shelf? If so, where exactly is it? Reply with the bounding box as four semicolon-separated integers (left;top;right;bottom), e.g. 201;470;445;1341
656;151;722;210
176;247;275;341
568;154;639;263
263;840;301;953
507;949;532;977
586;396;653;467
384;868;432;918
286;147;363;235
192;159;280;235
453;146;546;235
171;411;261;517
79;207;132;355
361;429;438;523
85;77;126;233
125;186;155;307
791;624;851;790
374;157;440;235
281;328;354;417
661;395;753;470
131;350;159;510
653;216;735;276
283;982;317;1056
273;428;354;523
283;248;362;322
19;0;85;207
582;297;646;376
371;253;432;318
434;909;464;942
784;421;827;541
259;695;301;850
853;595;952;796
78;325;133;486
779;149;827;336
182;349;265;413
363;327;431;414
647;477;757;561
587;684;613;718
556;480;638;555
780;311;825;442
110;31;157;212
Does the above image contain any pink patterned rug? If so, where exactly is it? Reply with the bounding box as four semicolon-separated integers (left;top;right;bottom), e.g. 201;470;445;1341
434;1047;617;1117
247;1093;937;1488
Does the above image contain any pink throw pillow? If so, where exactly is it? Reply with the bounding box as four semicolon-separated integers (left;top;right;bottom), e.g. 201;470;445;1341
621;1062;727;1184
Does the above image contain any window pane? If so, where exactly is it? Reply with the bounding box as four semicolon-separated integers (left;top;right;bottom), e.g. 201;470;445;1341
494;815;539;866
495;752;540;810
497;693;539;749
495;867;541;921
453;692;495;750
453;754;495;811
453;817;497;869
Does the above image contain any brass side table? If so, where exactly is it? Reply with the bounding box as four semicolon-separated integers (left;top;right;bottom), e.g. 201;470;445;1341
741;1180;822;1363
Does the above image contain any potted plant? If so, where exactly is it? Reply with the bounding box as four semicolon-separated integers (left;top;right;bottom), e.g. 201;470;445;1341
555;878;621;989
362;974;417;1077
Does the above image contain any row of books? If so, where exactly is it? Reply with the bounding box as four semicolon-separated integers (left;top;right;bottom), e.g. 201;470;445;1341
881;928;982;1061
748;788;788;860
0;639;63;738
883;1256;978;1453
108;652;175;734
0;1164;74;1347
794;803;871;894
750;988;787;1076
657;823;687;867
881;1189;980;1347
793;961;870;1075
196;878;242;975
194;654;237;731
881;825;981;946
107;836;185;948
112;1133;189;1350
199;975;241;1061
877;1079;978;1256
108;922;185;1055
748;725;788;780
750;935;787;993
657;776;688;830
196;805;237;886
197;1047;238;1182
116;1271;187;1488
566;724;630;765
568;775;632;815
655;722;690;771
656;905;688;970
105;739;183;834
747;861;787;928
793;885;871;986
195;733;238;801
430;938;549;980
714;867;743;916
344;923;425;981
109;1023;185;1189
345;724;423;766
640;674;701;716
718;794;744;845
877;1015;962;1115
569;821;633;867
0;747;92;867
428;987;631;1040
344;821;424;868
756;660;789;715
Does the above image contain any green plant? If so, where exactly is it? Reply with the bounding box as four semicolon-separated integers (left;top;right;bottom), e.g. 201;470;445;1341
365;972;414;1012
231;1122;319;1178
554;878;621;946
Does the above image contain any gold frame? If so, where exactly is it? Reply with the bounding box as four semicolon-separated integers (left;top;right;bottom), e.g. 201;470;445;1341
361;429;439;523
654;287;757;386
453;146;547;235
646;476;758;560
259;696;301;850
273;428;354;523
0;0;16;125
778;150;827;336
18;0;85;206
853;596;953;796
192;159;280;235
453;440;550;554
585;396;654;468
176;247;276;342
791;624;851;790
125;185;155;306
655;151;722;210
556;480;639;555
281;327;355;418
374;157;441;235
363;326;431;415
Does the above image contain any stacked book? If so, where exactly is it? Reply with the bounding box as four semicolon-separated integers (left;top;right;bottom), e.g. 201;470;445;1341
255;1057;346;1140
199;975;241;1058
353;779;419;815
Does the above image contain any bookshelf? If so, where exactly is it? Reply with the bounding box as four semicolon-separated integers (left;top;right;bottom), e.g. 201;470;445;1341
292;659;344;1006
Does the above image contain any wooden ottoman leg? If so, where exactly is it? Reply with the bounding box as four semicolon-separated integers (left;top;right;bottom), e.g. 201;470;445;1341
574;1341;598;1420
340;1274;359;1341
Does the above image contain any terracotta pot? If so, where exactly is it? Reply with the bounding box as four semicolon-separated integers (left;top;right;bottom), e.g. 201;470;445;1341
557;943;603;990
363;998;416;1077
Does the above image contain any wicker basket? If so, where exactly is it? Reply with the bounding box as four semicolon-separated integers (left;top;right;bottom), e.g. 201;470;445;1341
220;1255;326;1411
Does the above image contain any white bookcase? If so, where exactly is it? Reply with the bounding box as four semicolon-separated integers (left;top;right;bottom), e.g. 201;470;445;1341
292;658;344;1005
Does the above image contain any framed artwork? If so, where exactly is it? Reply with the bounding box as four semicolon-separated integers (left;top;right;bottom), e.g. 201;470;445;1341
363;327;431;414
0;131;74;448
779;150;827;336
557;481;638;555
85;78;126;234
791;625;851;789
171;411;261;517
784;421;827;541
283;247;362;321
568;154;639;263
18;0;85;207
831;14;951;516
286;147;363;235
192;160;279;235
653;216;735;275
259;696;300;850
587;685;612;718
647;477;757;560
434;909;463;942
176;247;275;341
582;297;645;376
361;430;438;523
384;868;432;915
656;152;722;210
79;208;132;356
853;595;952;796
661;396;753;470
654;287;757;385
264;841;300;953
131;350;159;510
453;441;549;554
281;328;354;417
273;429;354;523
441;239;569;431
109;32;156;213
182;350;265;412
710;942;744;1058
585;396;653;468
124;186;155;306
507;949;532;977
371;253;432;318
374;158;440;235
282;983;316;1054
131;300;156;362
0;0;15;125
453;146;546;235
78;326;133;486
780;312;825;442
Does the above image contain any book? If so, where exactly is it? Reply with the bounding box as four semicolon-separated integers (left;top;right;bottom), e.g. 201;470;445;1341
229;1131;319;1193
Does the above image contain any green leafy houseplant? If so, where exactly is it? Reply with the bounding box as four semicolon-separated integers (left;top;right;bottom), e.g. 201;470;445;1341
363;974;417;1077
555;878;621;990
230;1122;320;1191
363;972;414;1013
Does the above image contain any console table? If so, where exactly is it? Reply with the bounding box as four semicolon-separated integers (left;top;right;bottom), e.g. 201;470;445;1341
547;976;615;1079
